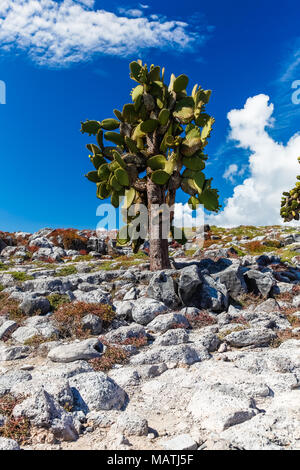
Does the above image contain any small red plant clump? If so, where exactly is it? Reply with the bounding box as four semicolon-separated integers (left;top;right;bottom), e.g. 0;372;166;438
89;343;128;372
53;301;115;339
120;334;148;348
0;394;30;445
186;311;217;329
79;249;88;256
27;245;39;254
49;229;88;251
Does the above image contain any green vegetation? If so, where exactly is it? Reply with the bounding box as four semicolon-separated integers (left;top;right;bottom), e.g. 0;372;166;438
81;60;220;270
55;265;77;277
47;293;71;311
281;156;300;222
9;271;34;282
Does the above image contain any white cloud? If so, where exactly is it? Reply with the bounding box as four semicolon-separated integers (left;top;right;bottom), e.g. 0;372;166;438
174;203;204;228
207;94;300;227
118;8;144;18
0;0;205;66
223;164;237;182
223;163;246;183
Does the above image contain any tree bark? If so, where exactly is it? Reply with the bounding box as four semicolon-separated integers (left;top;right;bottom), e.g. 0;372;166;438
147;176;171;271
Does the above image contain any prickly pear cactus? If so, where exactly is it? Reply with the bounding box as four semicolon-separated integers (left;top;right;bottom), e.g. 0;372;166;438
81;60;220;262
280;157;300;222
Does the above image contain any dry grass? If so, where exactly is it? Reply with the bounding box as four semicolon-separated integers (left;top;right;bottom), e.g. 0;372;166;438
271;329;300;348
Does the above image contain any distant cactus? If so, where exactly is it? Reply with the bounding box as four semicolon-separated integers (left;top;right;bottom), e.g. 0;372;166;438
81;61;220;270
280;157;300;222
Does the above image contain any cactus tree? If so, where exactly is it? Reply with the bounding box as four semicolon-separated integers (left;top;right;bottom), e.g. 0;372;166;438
280;157;300;222
81;60;220;271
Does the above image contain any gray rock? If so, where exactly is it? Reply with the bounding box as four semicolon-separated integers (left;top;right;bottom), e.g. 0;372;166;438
131;298;168;325
253;298;280;313
211;264;247;299
69;372;126;412
244;269;274;297
130;344;209;366
0;370;32;395
162;434;197;450
188;383;257;432
155;328;190;347
19;295;51;316
0;437;20;450
105;324;146;344
147;271;180;309
11;326;40;343
116;412;148;436
109;368;141;387
114;300;134;320
82;314;103;335
292;295;300;308
198;274;228;312
0;345;30;361
48;338;103;363
13;387;78;441
146;312;189;333
0;320;18;340
225;328;276;348
178;265;202;305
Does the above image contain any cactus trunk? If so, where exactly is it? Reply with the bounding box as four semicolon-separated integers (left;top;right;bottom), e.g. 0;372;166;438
147;176;170;271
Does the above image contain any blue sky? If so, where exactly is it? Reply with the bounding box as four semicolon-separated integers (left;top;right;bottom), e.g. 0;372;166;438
0;0;300;232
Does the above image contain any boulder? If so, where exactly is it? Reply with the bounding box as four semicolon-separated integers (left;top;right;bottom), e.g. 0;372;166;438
146;312;189;333
0;320;18;340
147;271;180;309
19;295;51;316
244;270;274;297
131;298;168;325
224;328;276;348
69;372;126;412
48;338;103;363
178;265;202;306
0;437;20;450
116;412;148;436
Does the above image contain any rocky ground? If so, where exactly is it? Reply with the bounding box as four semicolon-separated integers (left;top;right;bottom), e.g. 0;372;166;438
0;225;299;451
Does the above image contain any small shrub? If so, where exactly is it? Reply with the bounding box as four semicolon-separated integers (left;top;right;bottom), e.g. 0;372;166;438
243;241;269;254
235;292;262;308
0;262;9;271
0;394;30;445
53;301;115;339
74;254;93;262
263;239;282;249
119;335;148;348
23;334;52;348
9;272;34;282
89;343;128;372
50;229;87;251
55;265;77;277
270;329;300;348
231;245;246;257
27;245;39;254
0;284;4;292
0;292;24;322
47;293;70;311
186;311;217;329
